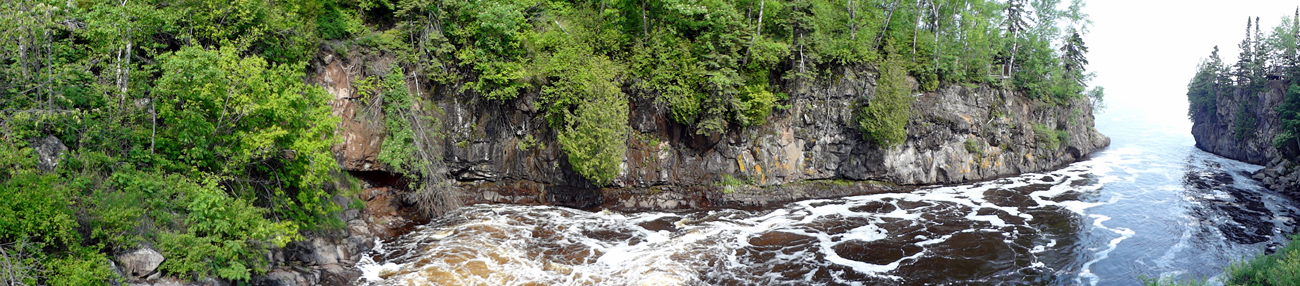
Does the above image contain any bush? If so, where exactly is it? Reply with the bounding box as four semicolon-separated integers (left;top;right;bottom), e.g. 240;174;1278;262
736;84;779;126
157;175;300;281
965;138;983;155
1234;102;1258;140
539;45;629;186
1224;235;1300;285
1033;123;1069;150
153;46;341;229
859;56;913;148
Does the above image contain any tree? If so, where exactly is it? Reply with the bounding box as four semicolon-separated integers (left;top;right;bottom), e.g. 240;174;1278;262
1060;30;1089;85
1276;84;1300;154
1236;17;1255;85
1003;0;1030;76
1189;46;1224;123
859;54;913;147
153;46;340;227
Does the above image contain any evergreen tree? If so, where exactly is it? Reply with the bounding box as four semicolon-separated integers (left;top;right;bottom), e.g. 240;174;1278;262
1236;17;1255;86
1190;46;1225;123
1060;30;1089;85
1276;84;1300;153
1253;16;1269;81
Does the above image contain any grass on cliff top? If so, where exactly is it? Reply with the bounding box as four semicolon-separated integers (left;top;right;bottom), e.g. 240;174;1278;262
1144;234;1300;286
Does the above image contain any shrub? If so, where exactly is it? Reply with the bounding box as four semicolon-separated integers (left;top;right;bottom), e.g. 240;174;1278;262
540;46;629;186
965;138;982;155
1033;123;1068;150
1234;102;1258;141
1224;235;1300;285
736;84;779;126
859;55;913;148
153;46;341;229
157;175;300;281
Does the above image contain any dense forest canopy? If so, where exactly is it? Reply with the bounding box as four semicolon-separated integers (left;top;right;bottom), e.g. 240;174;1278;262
0;0;1099;283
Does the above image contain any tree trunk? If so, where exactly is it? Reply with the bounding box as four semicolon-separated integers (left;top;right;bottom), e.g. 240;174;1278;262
913;0;921;61
743;0;765;64
848;0;856;40
874;0;900;50
641;0;649;39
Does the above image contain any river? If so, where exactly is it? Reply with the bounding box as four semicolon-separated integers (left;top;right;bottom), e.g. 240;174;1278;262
354;102;1300;285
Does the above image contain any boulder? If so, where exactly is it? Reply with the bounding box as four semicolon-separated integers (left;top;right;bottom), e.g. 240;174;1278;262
116;248;164;282
252;269;314;286
30;135;66;173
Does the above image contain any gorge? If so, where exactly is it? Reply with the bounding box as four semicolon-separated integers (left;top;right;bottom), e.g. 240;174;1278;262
14;0;1300;285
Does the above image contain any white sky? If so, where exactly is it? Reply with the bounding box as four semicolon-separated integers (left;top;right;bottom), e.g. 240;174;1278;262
1084;0;1300;119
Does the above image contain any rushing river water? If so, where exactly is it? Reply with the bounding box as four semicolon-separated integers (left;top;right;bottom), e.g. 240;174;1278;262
355;104;1300;285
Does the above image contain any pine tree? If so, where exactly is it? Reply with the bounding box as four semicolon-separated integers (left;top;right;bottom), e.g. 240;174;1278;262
1236;17;1254;86
1060;31;1088;85
1291;8;1300;76
1253;16;1269;81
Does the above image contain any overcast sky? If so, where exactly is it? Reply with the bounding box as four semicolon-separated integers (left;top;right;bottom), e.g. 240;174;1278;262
1084;0;1300;120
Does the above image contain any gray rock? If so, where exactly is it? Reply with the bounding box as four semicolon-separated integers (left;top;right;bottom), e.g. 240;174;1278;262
30;135;66;173
187;277;229;286
318;264;362;285
153;279;183;286
252;269;314;286
116;248;164;282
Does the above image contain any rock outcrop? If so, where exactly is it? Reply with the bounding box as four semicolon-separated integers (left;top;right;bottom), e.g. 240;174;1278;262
320;58;1109;190
116;248;164;282
1188;81;1300;192
30;135;66;173
286;53;1109;286
1191;84;1285;165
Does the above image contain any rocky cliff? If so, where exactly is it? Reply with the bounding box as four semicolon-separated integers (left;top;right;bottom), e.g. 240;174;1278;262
315;53;1110;205
1190;80;1300;190
1191;82;1286;165
249;49;1112;286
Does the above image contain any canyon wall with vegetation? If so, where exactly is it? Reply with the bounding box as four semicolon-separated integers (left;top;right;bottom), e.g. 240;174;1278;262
0;0;1105;285
321;51;1109;210
1188;16;1300;193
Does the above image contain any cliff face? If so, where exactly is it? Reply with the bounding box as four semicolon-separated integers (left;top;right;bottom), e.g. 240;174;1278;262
316;55;1109;195
1191;83;1286;165
1190;81;1300;190
267;54;1110;285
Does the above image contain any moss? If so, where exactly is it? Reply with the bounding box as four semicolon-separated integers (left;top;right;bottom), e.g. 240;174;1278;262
965;138;983;155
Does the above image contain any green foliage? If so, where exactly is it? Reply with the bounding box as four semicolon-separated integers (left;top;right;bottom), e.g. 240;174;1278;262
517;134;539;151
1140;275;1211;286
736;84;780;126
445;0;543;100
716;174;747;187
859;55;913;148
319;1;367;40
154;46;341;229
0;171;78;247
156;175;300;280
374;66;430;177
1278;84;1300;151
44;247;117;286
539;45;630;186
965;138;982;155
1234;101;1258;140
1188;47;1224;123
1032;123;1068;150
1087;86;1107;112
0;0;343;279
1223;235;1300;286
